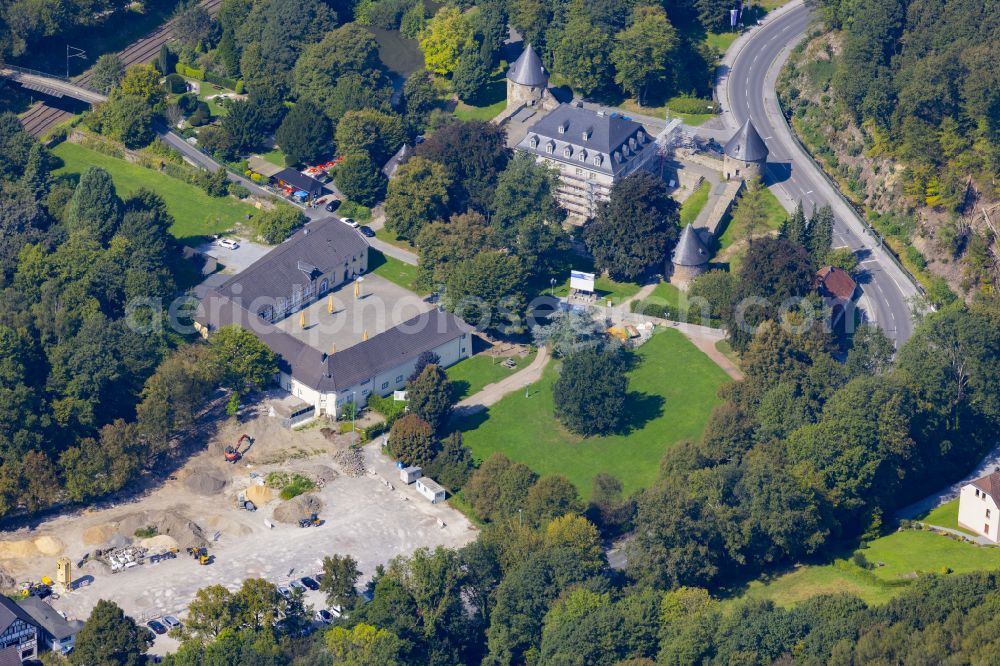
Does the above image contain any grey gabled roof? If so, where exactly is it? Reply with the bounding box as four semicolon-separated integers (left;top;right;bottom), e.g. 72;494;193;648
216;217;370;305
0;596;38;635
195;294;472;393
17;597;81;641
724;119;768;162
515;104;653;177
672;224;710;266
507;44;548;86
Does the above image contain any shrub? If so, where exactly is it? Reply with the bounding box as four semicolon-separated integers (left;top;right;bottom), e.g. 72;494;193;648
164;73;187;94
235;80;244;94
231;183;251;199
205;71;237;89
188;101;210;126
366;393;407;424
279;474;316;500
134;526;157;538
176;93;197;113
250;206;306;244
184;65;205;80
852;551;872;570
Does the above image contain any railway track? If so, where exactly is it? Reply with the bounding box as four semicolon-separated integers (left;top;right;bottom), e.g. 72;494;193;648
19;0;222;137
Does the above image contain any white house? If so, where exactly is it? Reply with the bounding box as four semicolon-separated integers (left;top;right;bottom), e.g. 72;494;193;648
957;472;1000;541
195;218;473;424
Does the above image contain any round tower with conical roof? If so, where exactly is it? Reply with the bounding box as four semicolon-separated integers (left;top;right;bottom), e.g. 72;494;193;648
670;224;710;289
723;119;769;181
506;44;554;111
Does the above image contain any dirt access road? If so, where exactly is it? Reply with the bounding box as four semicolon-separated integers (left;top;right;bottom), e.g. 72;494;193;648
0;406;475;647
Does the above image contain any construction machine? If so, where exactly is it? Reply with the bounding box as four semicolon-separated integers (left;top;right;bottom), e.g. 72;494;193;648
187;547;210;565
298;513;321;528
224;434;253;463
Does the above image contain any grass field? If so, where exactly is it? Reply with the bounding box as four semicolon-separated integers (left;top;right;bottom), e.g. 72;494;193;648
261;148;287;167
454;98;508;122
52;142;257;244
919;499;979;537
374;226;415;252
552;274;642;305
455;329;731;499
717;186;787;251
680;180;712;226
446;350;537;401
705;31;739;53
735;529;1000;608
368;250;423;294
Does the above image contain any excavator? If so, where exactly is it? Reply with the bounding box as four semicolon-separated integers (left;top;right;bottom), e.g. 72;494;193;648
224;434;253;463
187;546;210;565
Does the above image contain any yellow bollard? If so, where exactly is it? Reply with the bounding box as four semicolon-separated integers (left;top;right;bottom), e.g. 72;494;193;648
300;311;305;328
327;294;334;314
363;329;369;341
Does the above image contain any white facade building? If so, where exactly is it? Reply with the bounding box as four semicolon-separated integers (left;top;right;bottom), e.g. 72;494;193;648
416;477;447;504
958;472;1000;541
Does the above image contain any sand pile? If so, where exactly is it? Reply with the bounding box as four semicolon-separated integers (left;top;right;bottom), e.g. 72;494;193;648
0;540;39;559
272;495;323;524
311;465;337;484
34;536;64;556
140;535;178;551
185;471;227;495
83;524;116;546
246;485;273;506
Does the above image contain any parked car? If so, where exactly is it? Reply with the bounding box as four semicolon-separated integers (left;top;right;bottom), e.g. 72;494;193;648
163;616;182;630
340;217;358;228
290;580;306;592
300;576;319;591
146;620;167;635
329;605;343;618
216;238;239;250
358;226;375;238
278;585;291;599
316;609;334;624
324;199;341;212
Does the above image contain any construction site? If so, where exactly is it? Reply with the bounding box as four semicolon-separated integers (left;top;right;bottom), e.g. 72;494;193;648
0;405;476;652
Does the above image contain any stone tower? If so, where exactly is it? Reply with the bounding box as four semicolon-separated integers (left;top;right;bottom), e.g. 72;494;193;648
723;118;768;181
670;224;710;289
506;44;556;112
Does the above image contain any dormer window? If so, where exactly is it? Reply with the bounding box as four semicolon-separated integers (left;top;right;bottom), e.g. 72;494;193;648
614;151;622;163
563;146;572;157
529;135;538;149
558;121;568;134
593;154;603;166
622;144;630;156
582;127;592;140
637;130;645;142
578;149;586;162
546;141;554;154
629;137;637;150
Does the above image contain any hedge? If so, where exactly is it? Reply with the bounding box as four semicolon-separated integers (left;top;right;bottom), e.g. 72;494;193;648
175;63;205;80
668;95;720;115
630;299;717;327
164;73;186;94
205;71;237;90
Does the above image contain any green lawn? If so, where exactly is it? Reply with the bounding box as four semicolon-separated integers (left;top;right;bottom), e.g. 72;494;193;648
705;31;739;54
455;329;731;499
368;250;423;294
679;180;712;226
716;185;788;261
447;350;538;401
552;274;642;305
261;148;287;167
616;98;718;127
374;226;415;253
735;530;1000;608
454;97;508;122
52;142;257;245
919;499;979;537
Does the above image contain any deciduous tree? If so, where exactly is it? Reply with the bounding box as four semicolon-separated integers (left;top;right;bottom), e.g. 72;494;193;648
388;413;438;467
611;5;678;105
552;346;628;436
406;363;453;432
71;600;146;666
385;157;452;241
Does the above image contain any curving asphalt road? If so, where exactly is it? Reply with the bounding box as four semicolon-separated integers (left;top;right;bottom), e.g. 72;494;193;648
718;0;919;345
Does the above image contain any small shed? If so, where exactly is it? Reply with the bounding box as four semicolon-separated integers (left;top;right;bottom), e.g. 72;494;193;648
415;477;446;504
274;168;325;200
247;156;285;179
400;466;422;485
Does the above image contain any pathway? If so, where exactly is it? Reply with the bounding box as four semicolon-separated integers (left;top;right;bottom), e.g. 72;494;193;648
913;523;995;547
451;346;551;420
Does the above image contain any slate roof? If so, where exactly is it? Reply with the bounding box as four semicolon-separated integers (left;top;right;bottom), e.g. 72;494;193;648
516;104;654;177
814;266;857;301
672;224;710;267
0;647;20;666
215;217;369;305
195;294;472;393
273;168;325;197
507;44;548;86
724;119;768;162
0;595;38;635
972;472;1000;502
18;597;82;641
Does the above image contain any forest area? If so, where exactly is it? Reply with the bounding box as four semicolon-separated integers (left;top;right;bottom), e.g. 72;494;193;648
780;0;1000;303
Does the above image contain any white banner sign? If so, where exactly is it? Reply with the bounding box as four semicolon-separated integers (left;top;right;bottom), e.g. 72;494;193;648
570;270;596;293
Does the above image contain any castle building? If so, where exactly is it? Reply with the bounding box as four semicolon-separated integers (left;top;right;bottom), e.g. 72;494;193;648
723;119;769;181
670;224;710;289
505;44;558;113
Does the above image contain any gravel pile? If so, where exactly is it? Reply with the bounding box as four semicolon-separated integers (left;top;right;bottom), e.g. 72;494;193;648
185;471;226;496
333;448;365;477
